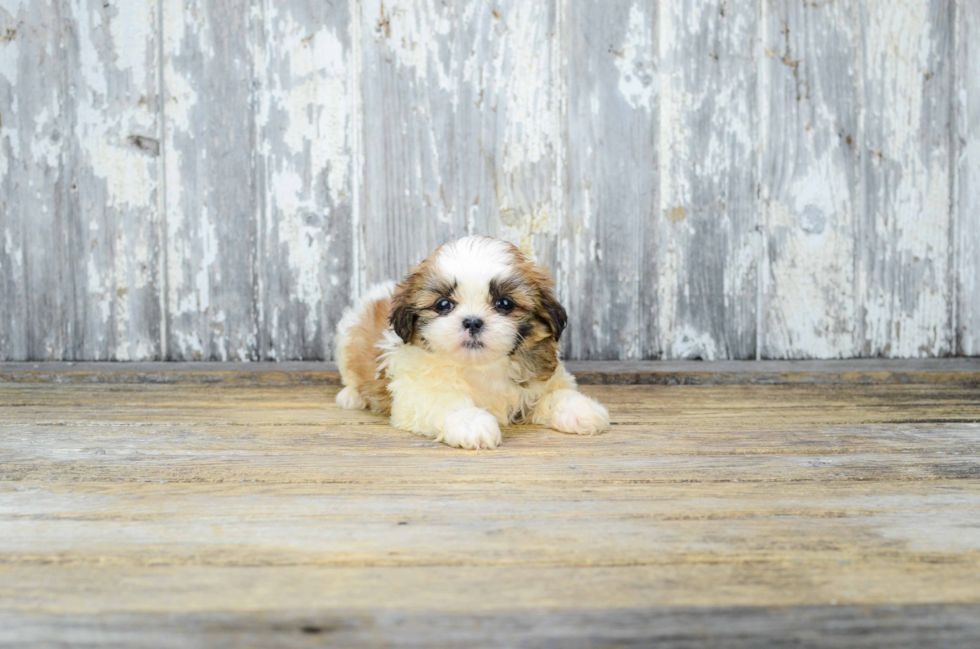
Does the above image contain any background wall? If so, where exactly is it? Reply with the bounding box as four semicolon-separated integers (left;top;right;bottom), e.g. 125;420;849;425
0;0;977;361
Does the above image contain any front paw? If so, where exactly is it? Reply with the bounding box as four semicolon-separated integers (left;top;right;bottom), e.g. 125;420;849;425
441;408;502;450
336;385;367;410
550;393;610;436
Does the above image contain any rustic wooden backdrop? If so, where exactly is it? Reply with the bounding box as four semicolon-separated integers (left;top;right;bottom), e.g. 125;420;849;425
0;0;977;361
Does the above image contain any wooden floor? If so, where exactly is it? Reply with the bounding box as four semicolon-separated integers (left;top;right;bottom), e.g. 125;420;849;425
2;361;980;647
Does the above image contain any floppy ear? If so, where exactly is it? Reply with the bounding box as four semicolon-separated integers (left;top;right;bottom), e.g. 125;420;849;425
389;276;419;344
538;286;567;341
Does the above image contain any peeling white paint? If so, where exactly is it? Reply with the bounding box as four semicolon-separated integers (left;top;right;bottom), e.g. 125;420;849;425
31;107;62;169
862;0;952;357
759;0;861;359
0;7;17;183
174;330;204;358
497;206;551;263
957;1;980;355
53;0;161;358
371;0;455;95
657;0;759;359
254;3;354;357
2;0;975;361
195;204;216;314
0;7;17;90
614;4;657;111
495;2;552;171
670;324;721;360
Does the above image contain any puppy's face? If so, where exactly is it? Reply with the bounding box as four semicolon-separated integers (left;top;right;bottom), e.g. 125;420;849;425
390;237;566;365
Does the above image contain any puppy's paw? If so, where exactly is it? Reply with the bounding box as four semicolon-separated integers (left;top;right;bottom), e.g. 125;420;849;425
550;392;610;436
441;408;502;450
336;385;367;410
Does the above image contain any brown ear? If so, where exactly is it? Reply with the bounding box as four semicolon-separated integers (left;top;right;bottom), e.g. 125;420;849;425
538;286;567;341
389;276;419;344
515;254;567;343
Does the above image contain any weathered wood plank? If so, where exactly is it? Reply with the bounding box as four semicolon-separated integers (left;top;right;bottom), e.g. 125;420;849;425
252;0;354;361
6;408;980;459
3;562;980;614
2;359;980;386
2;376;980;644
5;605;980;649
956;1;980;356
562;0;657;360
760;0;861;359
357;0;462;287
859;0;954;357
357;0;562;292
161;0;258;361
455;0;560;274
657;0;760;360
3;382;979;486
6;441;979;484
3;479;980;567
64;0;163;361
0;1;73;360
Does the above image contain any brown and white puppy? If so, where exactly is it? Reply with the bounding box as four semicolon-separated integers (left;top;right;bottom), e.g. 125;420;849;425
334;236;609;449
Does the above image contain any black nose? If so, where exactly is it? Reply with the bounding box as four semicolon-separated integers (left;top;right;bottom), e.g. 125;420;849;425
462;317;484;334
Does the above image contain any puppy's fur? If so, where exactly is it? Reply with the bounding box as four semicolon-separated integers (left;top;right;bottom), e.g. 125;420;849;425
335;236;610;449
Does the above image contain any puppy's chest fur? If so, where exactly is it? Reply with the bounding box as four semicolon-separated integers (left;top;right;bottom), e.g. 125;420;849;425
461;359;548;424
379;334;561;425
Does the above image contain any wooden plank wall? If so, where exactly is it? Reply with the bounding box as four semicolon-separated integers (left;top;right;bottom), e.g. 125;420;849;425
958;1;980;357
0;0;976;361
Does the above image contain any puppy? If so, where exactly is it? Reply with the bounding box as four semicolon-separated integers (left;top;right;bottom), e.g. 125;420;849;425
334;236;610;449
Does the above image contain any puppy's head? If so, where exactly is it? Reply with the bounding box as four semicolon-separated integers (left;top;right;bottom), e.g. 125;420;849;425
389;236;566;365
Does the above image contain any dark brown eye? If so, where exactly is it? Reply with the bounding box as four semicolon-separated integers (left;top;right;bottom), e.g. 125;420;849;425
494;297;515;313
433;298;455;314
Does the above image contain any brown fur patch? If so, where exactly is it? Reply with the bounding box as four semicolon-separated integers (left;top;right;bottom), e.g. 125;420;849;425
344;294;394;415
389;249;447;347
507;245;565;383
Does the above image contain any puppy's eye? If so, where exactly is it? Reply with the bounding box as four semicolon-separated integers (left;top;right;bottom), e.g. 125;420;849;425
433;298;455;314
494;297;515;313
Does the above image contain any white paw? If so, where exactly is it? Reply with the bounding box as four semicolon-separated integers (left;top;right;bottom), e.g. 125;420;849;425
441;408;502;450
336;385;367;410
551;393;610;436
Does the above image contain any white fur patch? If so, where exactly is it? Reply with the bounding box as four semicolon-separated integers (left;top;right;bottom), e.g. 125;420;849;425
336;385;367;410
436;236;514;285
442;407;502;450
533;389;611;436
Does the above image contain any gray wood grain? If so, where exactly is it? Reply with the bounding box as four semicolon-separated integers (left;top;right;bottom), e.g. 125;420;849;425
65;0;163;361
657;0;760;360
161;0;259;361
252;0;354;360
455;0;560;277
563;0;658;360
1;0;973;361
0;1;74;360
859;0;954;357
5;605;980;649
357;0;560;290
957;0;979;356
760;0;861;359
2;377;980;645
358;0;464;287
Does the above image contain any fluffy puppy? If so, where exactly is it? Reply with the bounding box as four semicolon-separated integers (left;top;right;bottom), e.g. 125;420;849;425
334;236;610;450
